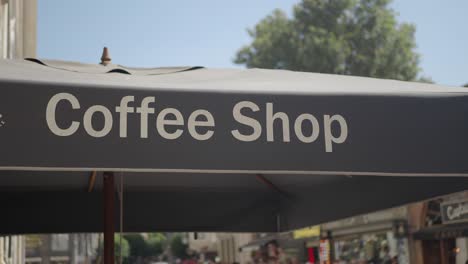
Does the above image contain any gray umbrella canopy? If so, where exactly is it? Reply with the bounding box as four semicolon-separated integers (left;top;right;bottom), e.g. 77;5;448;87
0;59;467;234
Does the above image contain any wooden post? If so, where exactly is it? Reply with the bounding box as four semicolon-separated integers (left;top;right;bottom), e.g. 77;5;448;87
103;172;115;264
440;239;447;264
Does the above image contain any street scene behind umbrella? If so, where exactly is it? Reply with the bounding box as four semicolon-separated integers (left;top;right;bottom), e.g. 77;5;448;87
0;0;467;264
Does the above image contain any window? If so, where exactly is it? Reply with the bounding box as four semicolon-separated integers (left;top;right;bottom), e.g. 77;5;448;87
51;234;69;252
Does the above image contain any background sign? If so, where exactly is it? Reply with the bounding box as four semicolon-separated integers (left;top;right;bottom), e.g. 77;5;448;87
441;198;468;224
293;225;321;239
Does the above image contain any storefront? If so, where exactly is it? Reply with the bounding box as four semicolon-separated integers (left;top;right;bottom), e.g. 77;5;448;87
293;226;321;263
413;197;468;264
321;207;410;264
238;233;301;263
332;225;408;264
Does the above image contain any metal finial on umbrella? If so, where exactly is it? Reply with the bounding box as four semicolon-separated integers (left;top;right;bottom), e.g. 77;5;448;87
100;47;111;65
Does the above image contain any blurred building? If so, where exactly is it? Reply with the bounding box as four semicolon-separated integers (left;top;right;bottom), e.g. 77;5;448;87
291;225;321;262
0;0;36;262
239;232;305;263
216;233;254;264
187;232;255;263
323;206;410;264
236;192;468;264
24;234;99;264
0;0;36;59
0;236;24;264
409;191;468;264
187;233;218;261
238;208;410;263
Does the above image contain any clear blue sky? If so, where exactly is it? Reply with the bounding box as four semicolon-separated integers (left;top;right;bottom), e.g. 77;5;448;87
38;0;467;86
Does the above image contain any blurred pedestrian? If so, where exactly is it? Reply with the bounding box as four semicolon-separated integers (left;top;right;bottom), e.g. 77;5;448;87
380;245;391;264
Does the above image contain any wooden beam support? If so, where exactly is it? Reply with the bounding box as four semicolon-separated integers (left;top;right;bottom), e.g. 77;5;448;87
255;174;289;198
87;171;97;193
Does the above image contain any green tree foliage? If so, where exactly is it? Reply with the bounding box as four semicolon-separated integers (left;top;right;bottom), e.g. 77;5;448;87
235;0;420;81
124;234;148;257
464;83;468;87
417;76;434;83
123;233;167;258
115;234;130;258
146;233;167;256
96;235;130;261
170;234;189;259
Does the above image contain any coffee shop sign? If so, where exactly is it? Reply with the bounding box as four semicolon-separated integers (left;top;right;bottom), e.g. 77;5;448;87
441;199;468;224
45;93;348;152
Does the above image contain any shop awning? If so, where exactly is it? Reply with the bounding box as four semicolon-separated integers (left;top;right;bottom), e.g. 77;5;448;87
413;223;468;240
1;58;468;233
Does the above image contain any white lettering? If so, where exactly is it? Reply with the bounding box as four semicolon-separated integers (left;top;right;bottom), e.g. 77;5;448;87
156;108;184;140
446;203;468;220
45;94;349;153
294;113;320;143
324;114;348;152
83;105;113;137
188;110;215;141
115;96;135;138
136;97;155;138
231;101;262;142
46;93;80;136
266;103;290;142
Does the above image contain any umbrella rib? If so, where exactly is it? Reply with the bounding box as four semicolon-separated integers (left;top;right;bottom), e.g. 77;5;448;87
255;174;288;197
87;171;97;192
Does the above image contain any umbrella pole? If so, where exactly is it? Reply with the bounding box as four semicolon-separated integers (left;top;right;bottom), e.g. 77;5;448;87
103;172;115;264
